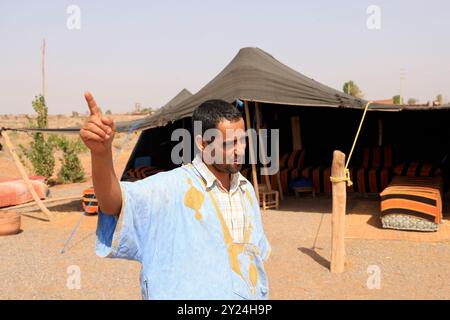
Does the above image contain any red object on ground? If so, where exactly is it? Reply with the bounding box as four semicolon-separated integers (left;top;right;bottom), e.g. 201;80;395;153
82;187;98;215
0;177;48;208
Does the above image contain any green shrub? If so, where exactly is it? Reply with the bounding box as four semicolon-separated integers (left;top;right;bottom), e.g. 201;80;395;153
54;135;86;184
19;95;55;180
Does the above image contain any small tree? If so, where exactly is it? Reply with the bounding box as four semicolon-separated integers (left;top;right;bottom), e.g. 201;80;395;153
407;98;418;105
19;95;55;180
393;95;402;105
54;136;86;184
343;81;364;98
436;94;444;105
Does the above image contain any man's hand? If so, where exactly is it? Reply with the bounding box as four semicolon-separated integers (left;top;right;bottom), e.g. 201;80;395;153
80;92;116;155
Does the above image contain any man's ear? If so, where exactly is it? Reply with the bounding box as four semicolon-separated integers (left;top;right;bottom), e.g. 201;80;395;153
194;135;205;153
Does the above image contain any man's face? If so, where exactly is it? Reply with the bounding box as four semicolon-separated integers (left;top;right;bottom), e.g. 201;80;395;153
202;118;246;174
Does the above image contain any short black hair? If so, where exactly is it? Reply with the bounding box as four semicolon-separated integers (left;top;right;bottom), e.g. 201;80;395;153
192;99;243;135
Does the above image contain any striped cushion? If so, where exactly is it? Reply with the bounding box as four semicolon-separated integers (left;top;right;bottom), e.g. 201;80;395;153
380;176;443;227
82;187;98;215
348;167;393;194
393;162;442;177
361;146;394;169
125;166;165;181
279;150;305;169
301;167;332;194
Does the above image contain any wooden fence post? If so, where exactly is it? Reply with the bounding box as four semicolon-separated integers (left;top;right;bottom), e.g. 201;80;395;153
330;150;346;273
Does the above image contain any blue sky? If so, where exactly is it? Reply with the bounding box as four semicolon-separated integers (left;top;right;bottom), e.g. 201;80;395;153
1;0;449;114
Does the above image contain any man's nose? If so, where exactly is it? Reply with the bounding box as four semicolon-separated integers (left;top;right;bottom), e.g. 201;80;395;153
234;142;246;155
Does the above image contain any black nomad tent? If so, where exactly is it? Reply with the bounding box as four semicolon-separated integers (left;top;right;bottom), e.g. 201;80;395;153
121;47;450;199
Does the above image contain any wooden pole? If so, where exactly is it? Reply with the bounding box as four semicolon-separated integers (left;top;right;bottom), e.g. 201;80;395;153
244;101;260;203
275;152;283;200
0;130;52;221
291;116;302;151
254;102;272;192
41;39;46;97
0;195;81;212
273;109;283;200
330;150;346;273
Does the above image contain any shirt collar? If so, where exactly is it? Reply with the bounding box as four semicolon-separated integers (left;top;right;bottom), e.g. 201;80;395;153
192;153;247;192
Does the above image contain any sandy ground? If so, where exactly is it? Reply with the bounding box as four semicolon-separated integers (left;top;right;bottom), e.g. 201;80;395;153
1;115;450;299
1;196;450;300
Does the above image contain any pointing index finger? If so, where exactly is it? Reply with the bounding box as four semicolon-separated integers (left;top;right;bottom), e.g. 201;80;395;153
84;91;102;116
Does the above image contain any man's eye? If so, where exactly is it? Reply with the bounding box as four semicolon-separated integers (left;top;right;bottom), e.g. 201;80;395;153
224;140;234;148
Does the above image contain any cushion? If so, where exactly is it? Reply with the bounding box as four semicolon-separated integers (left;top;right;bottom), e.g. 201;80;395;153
349;167;392;193
0;179;48;208
361;146;394;168
124;166;165;181
393;162;442;177
279;150;305;169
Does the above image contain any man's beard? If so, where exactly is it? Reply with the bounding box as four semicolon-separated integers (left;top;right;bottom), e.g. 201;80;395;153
213;163;243;174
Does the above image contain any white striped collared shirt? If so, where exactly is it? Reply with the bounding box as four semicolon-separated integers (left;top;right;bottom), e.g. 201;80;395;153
192;154;249;243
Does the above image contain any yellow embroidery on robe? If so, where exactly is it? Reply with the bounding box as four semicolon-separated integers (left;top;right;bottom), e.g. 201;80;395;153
245;190;254;207
184;178;204;221
249;255;258;287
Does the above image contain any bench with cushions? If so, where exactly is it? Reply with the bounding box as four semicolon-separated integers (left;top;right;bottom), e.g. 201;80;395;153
380;176;443;231
242;147;396;194
241;146;445;195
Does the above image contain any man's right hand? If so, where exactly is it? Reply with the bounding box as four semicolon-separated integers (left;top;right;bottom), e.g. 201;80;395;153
80;92;116;155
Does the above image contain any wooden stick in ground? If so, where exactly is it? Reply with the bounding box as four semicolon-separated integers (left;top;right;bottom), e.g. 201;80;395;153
0;130;52;221
330;150;346;273
254;102;271;192
41;39;46;97
244;101;260;203
274;137;284;200
0;195;81;212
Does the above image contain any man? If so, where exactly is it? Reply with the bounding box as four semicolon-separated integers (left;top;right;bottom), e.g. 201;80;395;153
80;92;271;300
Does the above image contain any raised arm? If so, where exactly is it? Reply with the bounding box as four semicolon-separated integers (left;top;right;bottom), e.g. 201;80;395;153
80;92;122;215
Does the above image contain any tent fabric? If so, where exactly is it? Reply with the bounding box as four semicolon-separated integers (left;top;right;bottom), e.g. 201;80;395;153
147;47;367;127
114;88;193;132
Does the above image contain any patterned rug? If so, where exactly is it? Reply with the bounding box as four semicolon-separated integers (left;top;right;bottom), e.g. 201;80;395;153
345;198;450;243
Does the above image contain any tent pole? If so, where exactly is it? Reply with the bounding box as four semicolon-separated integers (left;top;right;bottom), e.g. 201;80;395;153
255;102;271;192
291;116;302;151
378;118;383;147
244;101;260;203
275;145;284;200
0;130;52;221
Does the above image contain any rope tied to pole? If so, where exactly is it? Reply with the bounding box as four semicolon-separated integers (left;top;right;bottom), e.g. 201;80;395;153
329;168;353;186
329;101;373;186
